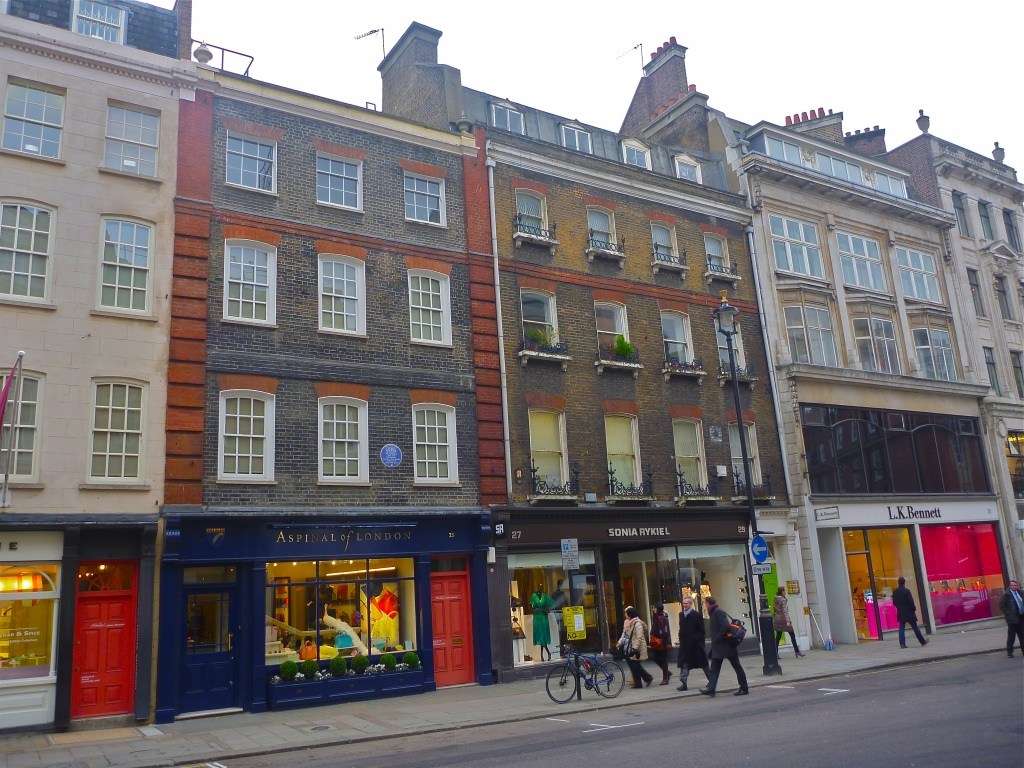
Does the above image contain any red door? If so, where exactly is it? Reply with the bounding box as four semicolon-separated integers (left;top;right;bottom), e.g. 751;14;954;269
430;570;474;686
72;562;137;719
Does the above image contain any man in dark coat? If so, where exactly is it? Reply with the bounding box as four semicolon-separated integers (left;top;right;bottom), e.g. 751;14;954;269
999;579;1024;658
892;576;927;648
699;597;748;697
676;595;710;691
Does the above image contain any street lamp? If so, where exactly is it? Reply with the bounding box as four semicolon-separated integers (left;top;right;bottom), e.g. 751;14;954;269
713;292;782;676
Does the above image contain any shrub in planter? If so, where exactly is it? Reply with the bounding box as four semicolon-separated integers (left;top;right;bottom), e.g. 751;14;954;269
351;654;369;675
613;334;636;360
299;659;319;680
402;651;421;670
328;655;347;676
381;653;397;672
279;660;298;682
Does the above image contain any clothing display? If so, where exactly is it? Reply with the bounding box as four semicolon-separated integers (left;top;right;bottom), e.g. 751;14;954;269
530;590;554;646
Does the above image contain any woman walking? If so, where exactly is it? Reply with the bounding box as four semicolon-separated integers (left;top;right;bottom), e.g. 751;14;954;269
619;605;653;688
774;586;804;657
649;603;672;685
676;595;710;691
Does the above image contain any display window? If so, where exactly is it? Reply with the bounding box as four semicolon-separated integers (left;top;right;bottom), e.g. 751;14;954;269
508;551;599;664
844;528;921;640
264;558;416;667
0;563;59;681
921;523;1005;626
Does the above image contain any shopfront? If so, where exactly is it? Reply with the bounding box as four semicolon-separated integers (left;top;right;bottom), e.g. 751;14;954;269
814;499;1009;644
155;511;492;723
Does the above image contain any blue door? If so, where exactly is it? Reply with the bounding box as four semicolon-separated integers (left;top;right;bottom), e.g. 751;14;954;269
180;587;238;712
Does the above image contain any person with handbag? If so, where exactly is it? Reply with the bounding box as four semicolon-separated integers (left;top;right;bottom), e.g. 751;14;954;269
619;605;653;688
699;597;749;697
676;595;710;691
648;603;672;685
773;587;805;657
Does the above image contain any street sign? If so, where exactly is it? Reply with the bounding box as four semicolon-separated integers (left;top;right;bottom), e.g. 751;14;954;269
750;534;769;564
560;537;579;571
380;443;402;468
562;606;586;640
786;580;801;595
751;563;772;575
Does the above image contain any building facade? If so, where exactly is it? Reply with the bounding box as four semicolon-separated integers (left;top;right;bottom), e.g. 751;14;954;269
0;0;194;729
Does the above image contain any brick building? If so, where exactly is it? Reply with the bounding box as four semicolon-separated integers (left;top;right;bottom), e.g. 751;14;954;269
381;24;790;679
0;0;194;729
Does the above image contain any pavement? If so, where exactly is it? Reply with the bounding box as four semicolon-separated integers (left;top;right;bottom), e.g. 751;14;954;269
0;623;1012;768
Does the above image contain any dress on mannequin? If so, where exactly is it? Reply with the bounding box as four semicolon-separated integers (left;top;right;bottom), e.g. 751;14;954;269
530;587;554;661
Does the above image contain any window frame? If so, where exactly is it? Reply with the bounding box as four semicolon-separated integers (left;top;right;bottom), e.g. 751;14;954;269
88;378;146;484
766;136;803;165
853;313;901;375
816;152;863;185
520;289;559;345
225;131;277;194
0;199;55;303
0;370;42;483
768;213;824;279
896;246;941;304
873;171;907;198
527;409;568;488
2;80;65;160
621;139;651;170
594;301;629;353
586;206;616;248
836;230;885;292
660;310;693;365
913;325;957;382
715;318;746;368
650;222;677;260
674;155;702;183
411;403;459;486
222;239;277;326
317;254;366;336
784;303;839;368
966;267;986;318
982;346;1000;395
604;413;642;487
672;418;706;487
315;153;363;212
491;103;525;134
978;201;995;241
103;103;159;177
1003;209;1021;252
1011;351;1024;399
73;0;125;44
217;389;275;483
561;124;592;154
728;422;762;485
951;191;971;237
97;216;153;315
514;189;547;232
407;269;452;347
994;275;1014;320
403;172;447;227
317;396;369;485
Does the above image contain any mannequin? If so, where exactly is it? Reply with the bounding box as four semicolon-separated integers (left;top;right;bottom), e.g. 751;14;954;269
321;606;369;655
530;584;555;661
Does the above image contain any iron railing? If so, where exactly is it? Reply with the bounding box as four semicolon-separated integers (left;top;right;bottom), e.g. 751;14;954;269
718;361;756;380
653;247;685;268
587;230;625;255
608;465;653;498
513;215;557;241
529;462;580;498
664;356;705;375
733;472;773;499
675;470;717;499
705;258;739;277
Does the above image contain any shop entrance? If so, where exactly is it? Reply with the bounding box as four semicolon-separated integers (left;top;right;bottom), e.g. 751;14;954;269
430;560;473;686
180;568;238;714
71;562;137;718
843;528;923;641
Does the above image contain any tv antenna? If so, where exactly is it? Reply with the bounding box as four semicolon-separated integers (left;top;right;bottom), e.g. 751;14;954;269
355;28;386;58
616;42;643;69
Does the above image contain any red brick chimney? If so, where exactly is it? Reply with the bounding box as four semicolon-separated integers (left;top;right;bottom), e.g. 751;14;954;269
620;36;689;135
173;0;193;60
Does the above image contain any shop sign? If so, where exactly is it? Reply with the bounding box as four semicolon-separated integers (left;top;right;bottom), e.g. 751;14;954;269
0;531;62;562
786;580;800;595
560;538;579;571
814;506;840;522
813;500;997;528
886;504;940;520
507;516;747;546
271;525;414;552
562;606;586;640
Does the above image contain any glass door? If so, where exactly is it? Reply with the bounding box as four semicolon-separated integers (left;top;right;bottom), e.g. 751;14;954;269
845;549;879;640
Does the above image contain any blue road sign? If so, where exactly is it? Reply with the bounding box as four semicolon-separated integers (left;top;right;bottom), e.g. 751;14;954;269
750;534;769;564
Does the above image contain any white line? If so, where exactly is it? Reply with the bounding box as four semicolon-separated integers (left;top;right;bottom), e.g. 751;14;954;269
582;722;645;733
545;717;570;722
766;684;796;689
818;687;849;695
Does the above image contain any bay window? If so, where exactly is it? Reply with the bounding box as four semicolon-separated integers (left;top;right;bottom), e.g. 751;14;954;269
769;214;823;278
785;304;838;367
913;326;957;381
853;315;900;374
897;247;940;302
837;231;885;291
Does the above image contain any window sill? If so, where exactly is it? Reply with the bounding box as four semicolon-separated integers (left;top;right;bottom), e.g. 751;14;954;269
0;147;65;166
404;217;448;230
216;478;277;485
225;181;278;197
413;480;461;488
585;247;626;268
512;231;559;254
79;482;152;491
410;339;453;349
0;295;57;311
704;269;741;284
651;258;687;278
317;328;367;339
220;317;278;329
843;285;892;300
518;349;571;371
97;165;163;184
6;481;43;489
775;269;829;286
595;358;643;379
315;201;364;214
90;308;158;322
902;296;947;310
317;479;371;487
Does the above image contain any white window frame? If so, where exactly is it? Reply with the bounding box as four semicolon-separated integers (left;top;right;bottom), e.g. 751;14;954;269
715;318;746;368
2;80;65;159
837;230;885;292
403;172;447;227
73;0;125;44
650;222;677;260
853;314;901;375
491;103;525;134
520;289;559;344
729;422;762;485
595;301;629;353
766;136;802;165
703;234;728;269
0;199;54;303
561;124;592;154
318;254;366;336
604;413;642;487
0;370;42;483
514;189;547;231
622;140;651;170
874;171;907;198
88;379;146;484
317;396;369;485
528;409;568;488
412;403;459;485
896;246;941;303
315;153;363;211
586;207;616;248
407;269;452;346
217;389;275;482
225;131;277;193
769;213;824;279
104;103;159;177
660;310;693;365
97;217;152;315
674;155;702;183
784;304;838;367
222;239;277;326
672;418;706;487
913;326;957;382
815;152;863;185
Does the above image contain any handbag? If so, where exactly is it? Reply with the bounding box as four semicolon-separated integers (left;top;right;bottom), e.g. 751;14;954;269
723;616;747;645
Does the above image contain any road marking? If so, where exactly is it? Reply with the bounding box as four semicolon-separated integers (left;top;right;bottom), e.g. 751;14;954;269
545;717;570;722
818;687;849;695
766;684;796;689
582;722;645;733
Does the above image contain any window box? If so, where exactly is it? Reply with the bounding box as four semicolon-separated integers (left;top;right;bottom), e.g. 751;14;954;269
595;350;643;378
266;668;430;710
718;362;757;387
704;258;740;283
512;215;558;253
518;340;571;371
662;358;706;383
652;249;687;277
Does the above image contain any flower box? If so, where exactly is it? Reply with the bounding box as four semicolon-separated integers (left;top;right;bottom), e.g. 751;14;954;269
266;667;431;710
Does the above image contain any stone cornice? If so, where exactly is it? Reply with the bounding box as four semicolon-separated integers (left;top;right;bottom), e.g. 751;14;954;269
784;363;989;399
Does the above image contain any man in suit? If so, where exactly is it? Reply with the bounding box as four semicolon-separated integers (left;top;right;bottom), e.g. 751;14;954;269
676;595;710;691
1000;579;1024;658
699;597;748;697
892;576;927;648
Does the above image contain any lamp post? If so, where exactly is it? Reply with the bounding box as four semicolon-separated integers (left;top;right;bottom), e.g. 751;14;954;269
713;294;782;676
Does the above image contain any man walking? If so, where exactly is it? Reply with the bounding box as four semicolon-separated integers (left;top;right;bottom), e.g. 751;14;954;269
676;595;710;691
699;597;748;697
892;576;927;649
1000;579;1024;658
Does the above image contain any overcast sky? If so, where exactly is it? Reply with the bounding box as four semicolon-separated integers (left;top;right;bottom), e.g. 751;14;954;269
181;0;1023;163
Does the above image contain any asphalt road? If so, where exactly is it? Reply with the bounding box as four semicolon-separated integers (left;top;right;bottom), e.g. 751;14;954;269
229;653;1023;768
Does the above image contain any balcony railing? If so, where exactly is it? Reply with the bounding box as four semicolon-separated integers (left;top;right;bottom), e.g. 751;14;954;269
586;231;626;266
512;215;558;252
704;259;740;282
529;462;580;500
718;361;757;384
732;473;774;501
651;247;686;277
662;356;706;382
608;465;653;500
675;471;718;501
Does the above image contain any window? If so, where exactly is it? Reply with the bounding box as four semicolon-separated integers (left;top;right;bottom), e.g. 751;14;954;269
1003;209;1021;252
896;247;940;302
674;155;702;183
651;223;675;260
587;208;614;248
0;373;39;480
223;241;276;324
74;0;124;43
99;218;151;312
816;153;863;185
528;410;566;487
413;404;458;484
90;381;143;481
595;302;627;355
728;423;761;485
521;290;558;346
403;173;445;226
785;305;838;367
854;315;900;374
874;172;907;198
673;419;705;485
515;190;545;233
218;390;274;481
2;82;64;159
0;202;51;300
966;268;985;317
407;270;451;345
315;155;361;209
318;397;368;484
622;141;650;169
715;318;745;368
952;191;971;237
837;231;884;291
978;201;995;240
318;255;365;335
491;103;524;134
704;235;726;270
604;414;639;486
994;275;1014;320
104;105;159;177
766;136;802;165
983;347;1000;395
914;327;956;382
226;132;275;192
769;214;823;278
561;125;591;154
660;311;691;364
0;563;59;682
1012;351;1024;398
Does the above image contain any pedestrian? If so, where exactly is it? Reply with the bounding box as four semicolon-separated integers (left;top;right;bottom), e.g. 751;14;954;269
699;597;748;697
649;603;672;685
892;576;928;648
619;605;653;688
676;595;710;691
773;586;804;657
999;579;1024;658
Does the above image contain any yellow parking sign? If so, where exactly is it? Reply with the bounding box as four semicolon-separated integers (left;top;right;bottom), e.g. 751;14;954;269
562;606;586;641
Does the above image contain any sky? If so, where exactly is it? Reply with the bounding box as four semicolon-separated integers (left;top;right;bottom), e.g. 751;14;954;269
177;0;1024;162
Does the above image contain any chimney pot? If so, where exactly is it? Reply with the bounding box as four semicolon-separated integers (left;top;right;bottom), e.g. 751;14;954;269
650;52;656;60
801;111;809;122
828;109;833;115
669;36;677;44
855;129;861;135
993;141;1005;163
785;116;793;126
873;125;879;131
818;107;825;118
688;83;696;92
917;109;930;134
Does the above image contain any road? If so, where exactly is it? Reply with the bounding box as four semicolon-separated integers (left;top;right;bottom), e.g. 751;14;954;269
227;654;1022;768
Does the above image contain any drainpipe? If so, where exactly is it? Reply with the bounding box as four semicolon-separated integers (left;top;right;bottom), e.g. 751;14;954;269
485;144;513;499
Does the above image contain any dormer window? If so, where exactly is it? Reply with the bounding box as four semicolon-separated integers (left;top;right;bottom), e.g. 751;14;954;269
74;1;124;44
874;172;907;198
622;140;650;170
766;136;802;165
491;103;524;134
816;153;863;185
561;125;592;154
674;155;702;183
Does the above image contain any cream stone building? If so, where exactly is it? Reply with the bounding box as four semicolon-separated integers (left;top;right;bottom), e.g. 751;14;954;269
0;1;194;729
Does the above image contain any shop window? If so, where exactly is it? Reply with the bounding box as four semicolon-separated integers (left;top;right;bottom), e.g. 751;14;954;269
921;523;1005;626
0;563;59;681
1007;431;1024;499
844;528;921;641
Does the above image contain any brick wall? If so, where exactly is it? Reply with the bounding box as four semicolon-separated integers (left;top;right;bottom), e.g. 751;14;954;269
885;135;940;206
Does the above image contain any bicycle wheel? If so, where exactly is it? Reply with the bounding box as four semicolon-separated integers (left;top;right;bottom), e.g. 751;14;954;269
593;659;626;698
545;663;578;704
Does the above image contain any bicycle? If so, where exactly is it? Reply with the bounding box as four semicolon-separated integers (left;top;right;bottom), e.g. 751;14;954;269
545;645;625;703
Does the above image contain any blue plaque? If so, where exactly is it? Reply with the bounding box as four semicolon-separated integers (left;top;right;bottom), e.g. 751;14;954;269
380;443;403;468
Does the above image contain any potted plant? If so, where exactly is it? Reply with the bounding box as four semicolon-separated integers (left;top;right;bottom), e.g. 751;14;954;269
613;334;636;361
268;658;323;709
525;327;552;351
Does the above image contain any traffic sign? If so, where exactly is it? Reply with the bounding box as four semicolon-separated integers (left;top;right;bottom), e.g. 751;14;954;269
750;534;769;564
560;538;579;571
751;563;772;575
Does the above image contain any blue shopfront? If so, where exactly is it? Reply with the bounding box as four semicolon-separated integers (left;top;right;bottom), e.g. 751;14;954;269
155;511;493;723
